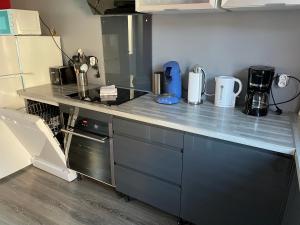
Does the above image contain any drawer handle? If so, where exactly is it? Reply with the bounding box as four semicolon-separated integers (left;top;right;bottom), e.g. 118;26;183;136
61;128;108;144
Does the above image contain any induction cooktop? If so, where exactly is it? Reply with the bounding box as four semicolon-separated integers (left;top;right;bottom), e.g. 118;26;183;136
67;87;148;106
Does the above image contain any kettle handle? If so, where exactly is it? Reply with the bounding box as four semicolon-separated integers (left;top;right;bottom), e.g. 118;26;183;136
200;68;206;96
193;66;206;95
234;78;242;97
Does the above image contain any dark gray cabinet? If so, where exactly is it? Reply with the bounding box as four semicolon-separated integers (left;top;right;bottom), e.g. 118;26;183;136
181;134;294;225
113;118;183;216
113;117;184;149
114;135;182;184
115;165;181;216
113;117;295;224
282;171;300;225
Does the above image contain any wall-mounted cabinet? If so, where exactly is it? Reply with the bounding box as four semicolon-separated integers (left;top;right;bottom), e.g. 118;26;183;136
136;0;220;13
222;0;300;10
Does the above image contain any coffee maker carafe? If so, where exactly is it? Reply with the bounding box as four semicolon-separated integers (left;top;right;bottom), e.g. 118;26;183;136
244;66;275;117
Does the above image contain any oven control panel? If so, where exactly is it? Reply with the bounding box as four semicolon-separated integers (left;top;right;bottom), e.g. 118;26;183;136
75;117;108;136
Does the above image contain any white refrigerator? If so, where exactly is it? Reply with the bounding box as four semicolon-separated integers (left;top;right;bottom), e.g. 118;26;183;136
0;36;76;181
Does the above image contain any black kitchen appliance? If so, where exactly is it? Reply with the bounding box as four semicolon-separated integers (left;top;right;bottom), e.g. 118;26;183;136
244;66;275;117
67;87;148;106
50;66;76;85
87;0;136;15
60;105;114;186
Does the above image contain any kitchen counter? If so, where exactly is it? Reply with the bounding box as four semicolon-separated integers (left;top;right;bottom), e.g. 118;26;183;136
18;84;296;155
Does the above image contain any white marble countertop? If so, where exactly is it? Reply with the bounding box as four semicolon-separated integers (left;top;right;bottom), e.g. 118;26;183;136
18;84;296;155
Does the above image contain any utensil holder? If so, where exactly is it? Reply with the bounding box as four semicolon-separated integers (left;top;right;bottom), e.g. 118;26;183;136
76;72;88;87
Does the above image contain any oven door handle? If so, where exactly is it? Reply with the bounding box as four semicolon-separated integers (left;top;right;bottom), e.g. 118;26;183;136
61;128;108;144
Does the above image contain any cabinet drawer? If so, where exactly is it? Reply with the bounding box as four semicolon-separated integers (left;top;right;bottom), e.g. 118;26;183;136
115;165;181;216
113;118;183;148
114;135;182;184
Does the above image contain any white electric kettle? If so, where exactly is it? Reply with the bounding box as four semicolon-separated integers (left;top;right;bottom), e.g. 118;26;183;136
214;76;242;108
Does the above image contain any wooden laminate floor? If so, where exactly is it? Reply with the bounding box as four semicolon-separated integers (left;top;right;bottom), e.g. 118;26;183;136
0;166;177;225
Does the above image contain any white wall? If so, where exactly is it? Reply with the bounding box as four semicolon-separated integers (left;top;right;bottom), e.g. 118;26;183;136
12;0;105;85
153;10;300;112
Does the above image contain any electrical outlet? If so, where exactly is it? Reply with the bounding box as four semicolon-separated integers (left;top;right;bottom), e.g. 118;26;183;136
276;74;289;88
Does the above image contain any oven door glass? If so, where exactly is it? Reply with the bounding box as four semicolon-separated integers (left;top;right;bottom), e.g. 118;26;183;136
68;134;111;185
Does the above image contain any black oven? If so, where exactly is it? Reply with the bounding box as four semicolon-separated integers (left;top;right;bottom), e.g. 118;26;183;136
60;105;115;186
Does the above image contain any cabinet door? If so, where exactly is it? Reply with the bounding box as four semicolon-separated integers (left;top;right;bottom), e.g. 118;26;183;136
181;134;293;225
222;0;300;10
0;108;76;182
136;0;217;13
281;170;300;225
0;120;31;179
0;36;20;76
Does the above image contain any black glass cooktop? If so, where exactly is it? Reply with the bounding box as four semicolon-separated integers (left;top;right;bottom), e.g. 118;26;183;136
67;87;148;106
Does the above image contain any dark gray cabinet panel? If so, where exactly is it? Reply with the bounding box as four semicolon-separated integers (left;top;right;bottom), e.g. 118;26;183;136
113;118;183;149
114;135;182;184
115;165;181;216
181;134;293;225
282;170;300;225
113;117;182;217
59;104;111;123
101;15;152;91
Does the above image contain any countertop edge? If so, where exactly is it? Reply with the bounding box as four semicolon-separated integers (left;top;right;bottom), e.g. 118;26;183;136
291;114;300;190
109;109;295;155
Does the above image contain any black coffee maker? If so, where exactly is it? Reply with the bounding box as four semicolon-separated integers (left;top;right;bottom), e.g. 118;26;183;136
244;66;275;117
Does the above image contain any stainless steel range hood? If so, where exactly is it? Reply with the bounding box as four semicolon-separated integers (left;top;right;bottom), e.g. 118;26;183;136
87;0;138;15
